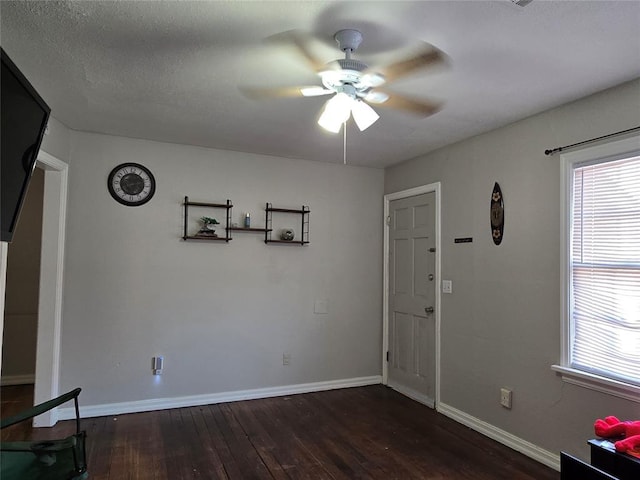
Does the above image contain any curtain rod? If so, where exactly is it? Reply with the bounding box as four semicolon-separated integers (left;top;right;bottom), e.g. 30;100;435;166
544;125;640;156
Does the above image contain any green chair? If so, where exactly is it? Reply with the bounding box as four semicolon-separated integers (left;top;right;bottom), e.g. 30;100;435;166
1;388;88;480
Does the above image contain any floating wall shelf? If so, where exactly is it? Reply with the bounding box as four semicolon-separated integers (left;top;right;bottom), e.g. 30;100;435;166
228;226;271;233
265;203;310;245
181;197;309;246
182;196;232;242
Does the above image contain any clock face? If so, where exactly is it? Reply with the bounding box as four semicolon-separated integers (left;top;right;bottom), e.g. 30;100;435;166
108;163;155;206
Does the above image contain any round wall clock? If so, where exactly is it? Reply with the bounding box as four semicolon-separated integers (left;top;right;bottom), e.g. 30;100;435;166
491;182;504;245
107;163;156;206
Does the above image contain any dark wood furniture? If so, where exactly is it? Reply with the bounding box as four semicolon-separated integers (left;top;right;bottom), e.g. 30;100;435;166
561;438;640;480
561;452;617;480
589;438;640;480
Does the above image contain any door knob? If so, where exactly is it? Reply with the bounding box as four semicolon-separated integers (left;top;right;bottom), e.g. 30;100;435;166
425;306;434;314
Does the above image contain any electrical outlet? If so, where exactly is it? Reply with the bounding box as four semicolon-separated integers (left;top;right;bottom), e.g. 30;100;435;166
442;280;453;294
282;353;291;366
500;388;512;409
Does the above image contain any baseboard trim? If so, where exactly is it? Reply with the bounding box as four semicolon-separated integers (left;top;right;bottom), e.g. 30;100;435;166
437;402;560;472
387;381;435;409
57;375;382;421
1;374;35;386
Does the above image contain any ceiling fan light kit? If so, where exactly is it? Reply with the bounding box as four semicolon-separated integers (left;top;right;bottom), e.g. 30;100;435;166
317;92;380;133
242;28;446;134
318;92;352;133
351;99;380;131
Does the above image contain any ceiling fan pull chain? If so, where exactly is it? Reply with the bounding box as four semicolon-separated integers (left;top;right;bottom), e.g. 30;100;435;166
343;121;347;165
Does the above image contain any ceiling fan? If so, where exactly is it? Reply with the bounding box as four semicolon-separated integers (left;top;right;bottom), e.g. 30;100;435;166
241;29;447;133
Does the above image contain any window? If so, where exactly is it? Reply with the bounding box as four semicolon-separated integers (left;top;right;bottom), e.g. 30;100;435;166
553;136;640;402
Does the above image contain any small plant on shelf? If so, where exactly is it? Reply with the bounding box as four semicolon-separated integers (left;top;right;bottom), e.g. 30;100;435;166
198;216;220;236
200;216;219;226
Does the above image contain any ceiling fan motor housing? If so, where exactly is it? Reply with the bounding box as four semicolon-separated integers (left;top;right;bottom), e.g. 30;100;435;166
337;58;367;72
320;57;385;101
321;69;362;95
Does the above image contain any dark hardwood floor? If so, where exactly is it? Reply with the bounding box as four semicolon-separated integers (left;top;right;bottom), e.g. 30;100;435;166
1;384;559;479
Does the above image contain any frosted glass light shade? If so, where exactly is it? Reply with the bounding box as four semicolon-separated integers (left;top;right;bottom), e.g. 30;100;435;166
351;100;379;131
318;93;352;133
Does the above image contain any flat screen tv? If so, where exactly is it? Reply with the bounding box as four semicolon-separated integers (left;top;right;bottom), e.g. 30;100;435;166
1;47;51;243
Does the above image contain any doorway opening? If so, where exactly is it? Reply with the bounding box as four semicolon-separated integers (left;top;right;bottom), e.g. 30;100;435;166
1;168;44;387
1;150;66;426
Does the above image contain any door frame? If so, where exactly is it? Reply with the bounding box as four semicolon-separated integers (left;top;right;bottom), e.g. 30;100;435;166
33;150;68;427
382;182;441;408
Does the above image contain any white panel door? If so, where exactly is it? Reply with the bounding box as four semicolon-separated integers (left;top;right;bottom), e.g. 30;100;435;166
387;193;436;406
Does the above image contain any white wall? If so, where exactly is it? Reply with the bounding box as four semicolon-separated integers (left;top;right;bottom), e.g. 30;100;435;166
59;132;384;406
385;78;640;461
41;116;71;162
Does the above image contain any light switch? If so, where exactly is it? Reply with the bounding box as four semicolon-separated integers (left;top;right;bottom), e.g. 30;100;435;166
314;299;328;314
442;280;453;294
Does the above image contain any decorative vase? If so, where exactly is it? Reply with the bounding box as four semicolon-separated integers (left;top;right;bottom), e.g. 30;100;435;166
280;228;295;241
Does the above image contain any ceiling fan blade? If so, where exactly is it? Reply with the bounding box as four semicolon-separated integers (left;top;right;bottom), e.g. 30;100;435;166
300;86;334;97
368;43;447;83
372;91;442;117
239;86;330;100
268;30;327;72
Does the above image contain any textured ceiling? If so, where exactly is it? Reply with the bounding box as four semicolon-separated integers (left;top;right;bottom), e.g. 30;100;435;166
1;1;639;168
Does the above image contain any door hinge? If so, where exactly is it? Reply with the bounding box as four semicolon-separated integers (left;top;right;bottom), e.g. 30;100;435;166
386;351;390;362
385;215;391;226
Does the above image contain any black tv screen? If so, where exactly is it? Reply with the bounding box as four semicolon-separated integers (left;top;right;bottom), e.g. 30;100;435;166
1;47;51;243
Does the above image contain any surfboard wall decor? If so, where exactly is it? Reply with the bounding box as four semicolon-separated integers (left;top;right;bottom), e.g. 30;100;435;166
490;182;504;245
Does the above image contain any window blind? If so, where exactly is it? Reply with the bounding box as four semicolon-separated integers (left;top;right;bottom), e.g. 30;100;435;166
571;155;640;386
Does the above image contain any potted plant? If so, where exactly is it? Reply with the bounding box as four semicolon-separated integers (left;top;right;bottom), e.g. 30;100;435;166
199;216;220;236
